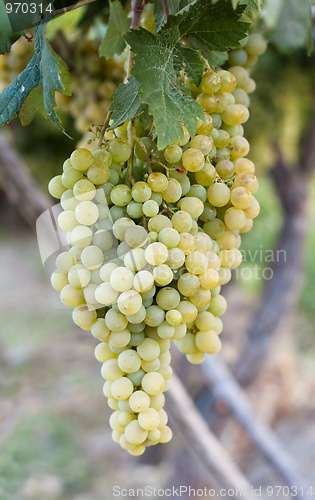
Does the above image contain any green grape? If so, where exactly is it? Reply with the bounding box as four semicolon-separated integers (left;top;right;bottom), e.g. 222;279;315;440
182;148;205;172
207;183;230;207
145;305;165;327
147;172;168;193
178;197;204;218
108;138;132;163
246;33;267;56
158;228;180;248
143;200;159;217
156;287;180;310
111;377;134;400
127;201;143;219
95;282;118;305
48;175;66;199
125;226;148;248
141;372;165;396
87;164;110;185
177;273;200;297
70;148;94;171
110;185;132;206
51;270;69;291
81;245;104;270
195;330;222;354
118;350;142;373
195;163;216;187
132;181;152;202
229;49;248;66
75;201;99;225
148;214;172;233
216;160;235;179
144;242;168;266
189;135;214;156
201;70;221;94
164;145;183;163
162;179;182;203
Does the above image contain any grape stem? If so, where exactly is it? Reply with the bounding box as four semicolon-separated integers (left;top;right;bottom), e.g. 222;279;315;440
161;200;173;218
134;136;152;173
97;111;112;148
127;119;136;186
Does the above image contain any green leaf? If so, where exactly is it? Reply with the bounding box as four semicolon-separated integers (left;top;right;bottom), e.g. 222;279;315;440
174;45;204;86
0;53;40;125
0;34;13;55
238;0;263;18
109;77;145;128
139;105;154;131
99;0;130;57
19;85;47;126
151;0;181;32
167;0;249;52
125;27;204;149
0;24;71;132
0;33;22;55
35;25;72;133
269;0;313;53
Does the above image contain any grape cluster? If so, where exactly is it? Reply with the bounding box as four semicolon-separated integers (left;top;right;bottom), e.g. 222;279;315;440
48;31;267;454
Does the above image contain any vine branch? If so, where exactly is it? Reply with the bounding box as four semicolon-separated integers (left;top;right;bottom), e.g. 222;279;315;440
162;0;169;19
53;0;97;19
127;0;144;77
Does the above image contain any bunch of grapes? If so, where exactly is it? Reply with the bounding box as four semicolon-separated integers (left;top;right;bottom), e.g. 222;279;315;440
48;31;267;455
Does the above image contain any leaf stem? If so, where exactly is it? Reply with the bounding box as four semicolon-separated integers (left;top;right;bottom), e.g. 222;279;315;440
97;111;112;148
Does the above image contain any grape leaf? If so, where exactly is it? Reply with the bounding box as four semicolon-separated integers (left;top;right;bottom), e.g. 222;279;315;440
0;34;13;55
109;77;145;128
170;0;249;51
173;45;204;86
238;0;263;17
99;0;130;57
35;24;71;133
0;24;71;131
269;0;312;53
0;53;41;125
151;0;181;32
125;27;204;149
19;85;47;126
